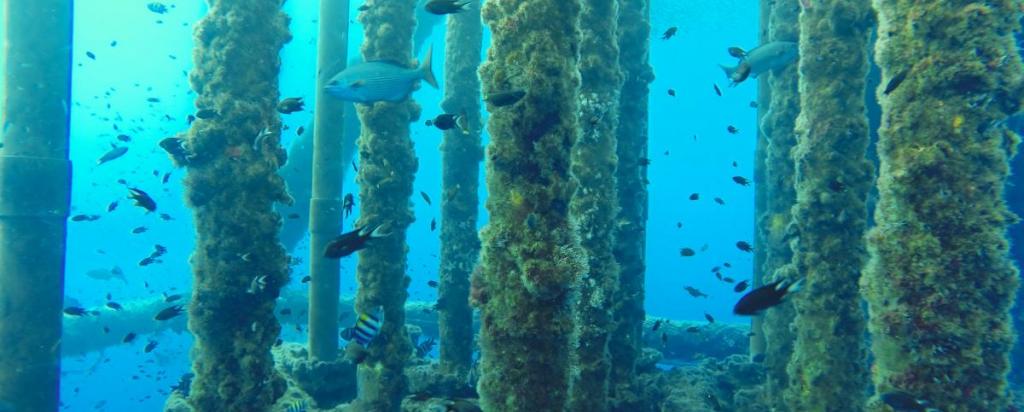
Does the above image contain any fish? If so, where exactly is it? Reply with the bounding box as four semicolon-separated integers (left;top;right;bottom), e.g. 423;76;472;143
285;400;308;412
144;340;158;353
420;191;432;205
426;112;467;132
194;108;218;119
154;305;184;321
86;51;96;60
427;280;439;288
415;336;437;358
301;275;312;283
324;223;388;259
732;176;750;186
247;275;269;294
164;293;183;303
485;90;526;107
719;41;798;85
343;193;355;218
296;126;305;136
159;137;192;167
713;197;725;205
684;286;708;298
128;188;157;212
123;332;137;343
689;193;699;200
71;214;101;222
713;84;722;96
131;226;148;234
430;218;437;232
253;128;276;151
350;307;383;347
107;201;118;212
736;241;753;252
667;88;676;97
276;97;305;114
116;134;132;142
147;2;168;14
86;266;127;283
63;307;89;317
652;320;662;331
679;248;696;257
660;332;668;347
106;301;123;311
883;68;910;95
704;313;715;323
425;0;471;15
733;278;802;315
727;125;740;134
686;326;700;333
662;27;678;40
325;45;437;103
734;280;750;293
97;145;128;165
879;391;937;412
445;398;483;412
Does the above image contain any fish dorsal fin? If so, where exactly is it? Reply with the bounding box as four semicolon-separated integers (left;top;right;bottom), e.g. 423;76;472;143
364;59;408;67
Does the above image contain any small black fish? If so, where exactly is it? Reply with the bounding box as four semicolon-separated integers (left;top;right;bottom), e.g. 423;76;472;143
704;312;715;323
736;241;753;253
679;248;696;257
276;97;305;114
287;213;301;220
107;201;118;212
324;223;388;259
358;4;371;11
485;90;526;107
301;275;312;283
187;114;196;124
194;108;218;119
683;286;708;298
131;226;148;234
660;332;668;347
667;89;676;97
128;188;157;212
676;222;682;229
162;172;171;184
733;278;802;315
147;2;168;14
64;307;89;317
828;179;846;192
144;340;159;353
106;302;124;311
86;51;96;60
425;0;471;15
427;280;439;288
713;84;722;96
296;126;305;136
139;257;160;266
343;193;355;218
713;197;725;205
116;134;132;142
159;137;192;167
154;305;184;321
879;390;935;412
414;336;437;358
883;68;910;95
685;326;700;333
727;125;740;134
734;280;750;293
426;113;466;132
651;320;662;331
123;332;137;343
662;27;678;40
722;277;735;283
689;193;699;201
430;218;437;232
420;191;432;206
71;214;101;222
146;97;161;103
163;294;182;303
732;176;750;186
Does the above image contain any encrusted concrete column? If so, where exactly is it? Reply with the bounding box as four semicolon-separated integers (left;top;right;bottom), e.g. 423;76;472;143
438;0;483;380
754;1;800;410
862;1;1022;411
782;1;874;410
475;0;587;410
348;1;419;411
0;1;72;411
607;1;653;410
568;0;623;410
183;1;292;411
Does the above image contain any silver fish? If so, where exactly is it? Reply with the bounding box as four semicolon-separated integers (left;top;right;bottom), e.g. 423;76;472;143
719;41;798;85
325;45;437;103
97;145;129;165
86;266;127;283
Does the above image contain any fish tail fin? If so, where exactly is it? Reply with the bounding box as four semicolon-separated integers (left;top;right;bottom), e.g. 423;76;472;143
369;223;391;238
785;277;804;294
719;64;736;80
421;44;439;89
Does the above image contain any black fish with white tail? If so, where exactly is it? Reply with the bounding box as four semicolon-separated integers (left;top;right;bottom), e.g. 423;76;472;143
733;278;802;315
879;391;938;412
425;0;471;14
128;188;157;212
324;223;388;259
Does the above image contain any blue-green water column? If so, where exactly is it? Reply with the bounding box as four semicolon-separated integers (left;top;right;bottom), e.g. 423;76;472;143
783;0;874;410
349;1;419;411
438;0;483;379
863;1;1023;410
569;0;623;410
476;0;587;410
0;1;72;411
183;1;292;411
608;0;653;410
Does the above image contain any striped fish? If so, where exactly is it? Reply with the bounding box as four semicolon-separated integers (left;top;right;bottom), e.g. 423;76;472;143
352;308;383;347
285;400;307;412
325;45;437;103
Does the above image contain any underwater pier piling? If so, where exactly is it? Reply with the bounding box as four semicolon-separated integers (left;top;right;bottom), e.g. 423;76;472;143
783;1;874;410
750;0;770;360
755;0;800;409
475;0;587;410
0;1;72;411
182;1;292;411
307;0;350;363
437;0;483;380
568;0;624;410
349;1;419;411
608;0;653;410
863;1;1023;410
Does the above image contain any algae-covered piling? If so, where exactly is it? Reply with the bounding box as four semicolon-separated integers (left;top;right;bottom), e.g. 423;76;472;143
349;1;419;411
438;0;483;380
783;1;874;410
476;0;587;410
754;1;800;410
863;1;1023;410
183;1;292;411
608;1;654;410
568;0;623;410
